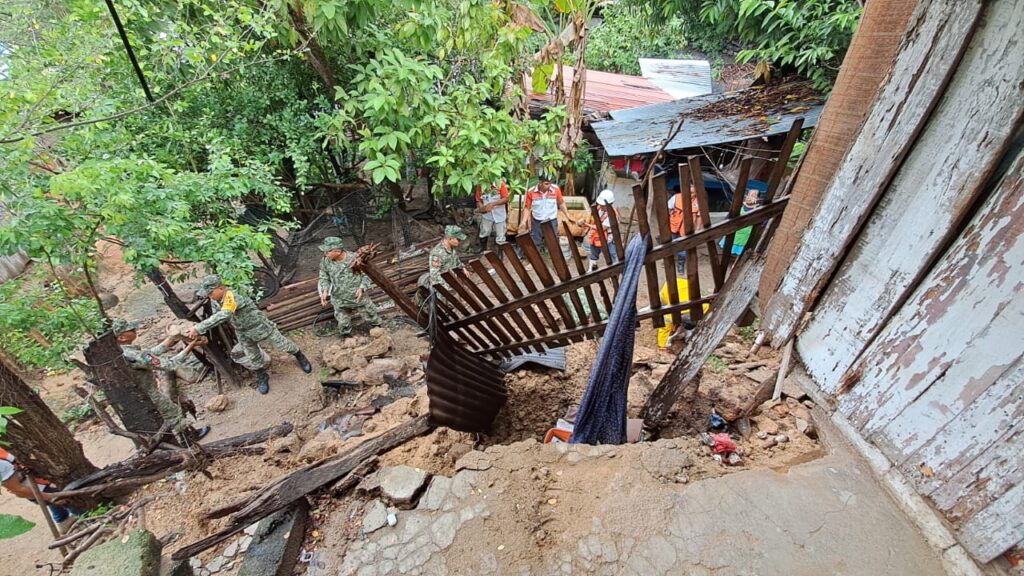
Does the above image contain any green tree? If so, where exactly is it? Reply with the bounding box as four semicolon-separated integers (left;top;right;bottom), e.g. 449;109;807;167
582;3;686;76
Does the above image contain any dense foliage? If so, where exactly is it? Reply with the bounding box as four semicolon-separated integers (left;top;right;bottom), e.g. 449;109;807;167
582;3;686;76
630;0;861;90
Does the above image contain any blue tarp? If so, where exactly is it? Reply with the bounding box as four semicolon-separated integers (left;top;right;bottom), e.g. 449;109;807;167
570;234;649;445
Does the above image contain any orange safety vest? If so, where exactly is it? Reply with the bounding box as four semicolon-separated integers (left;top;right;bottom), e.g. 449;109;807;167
669;193;702;235
589;205;614;247
0;447;51;487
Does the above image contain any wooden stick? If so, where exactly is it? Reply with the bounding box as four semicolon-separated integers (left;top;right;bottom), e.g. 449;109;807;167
28;479;66;557
772;339;795;401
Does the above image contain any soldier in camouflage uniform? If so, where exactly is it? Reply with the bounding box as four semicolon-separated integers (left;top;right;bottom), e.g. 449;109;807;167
317;237;382;337
188;275;313;395
113;319;210;441
417;225;469;294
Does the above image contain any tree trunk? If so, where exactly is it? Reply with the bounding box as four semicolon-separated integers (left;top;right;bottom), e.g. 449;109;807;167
0;352;97;487
83;332;166;437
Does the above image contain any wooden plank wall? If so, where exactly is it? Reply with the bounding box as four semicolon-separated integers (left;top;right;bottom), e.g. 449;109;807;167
831;151;1024;563
798;0;1024;393
759;0;988;346
752;0;1024;564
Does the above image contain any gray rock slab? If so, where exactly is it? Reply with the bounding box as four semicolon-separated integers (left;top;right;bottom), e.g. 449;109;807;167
379;465;430;508
362;499;389;533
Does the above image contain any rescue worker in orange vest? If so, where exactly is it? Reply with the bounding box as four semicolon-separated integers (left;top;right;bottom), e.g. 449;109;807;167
0;448;80;531
519;176;585;252
587;189;620;272
668;185;703;275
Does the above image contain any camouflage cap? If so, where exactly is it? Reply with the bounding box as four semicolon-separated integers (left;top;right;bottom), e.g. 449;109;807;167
111;318;140;335
196;274;223;298
443;225;467;240
319;236;345;253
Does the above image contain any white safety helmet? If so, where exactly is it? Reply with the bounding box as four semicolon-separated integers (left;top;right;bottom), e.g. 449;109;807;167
596;189;616;206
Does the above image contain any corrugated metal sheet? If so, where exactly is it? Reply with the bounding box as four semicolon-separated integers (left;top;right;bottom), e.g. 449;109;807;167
594;84;824;156
639;59;713;99
529;68;675;113
425;330;507;433
499;347;567;372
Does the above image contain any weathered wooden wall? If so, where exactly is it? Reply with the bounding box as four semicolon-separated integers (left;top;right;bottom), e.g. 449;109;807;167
762;0;1024;564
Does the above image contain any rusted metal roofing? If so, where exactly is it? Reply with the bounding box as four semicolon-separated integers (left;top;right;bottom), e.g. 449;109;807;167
529;67;675;113
639;59;713;99
594;82;825;156
425;330;507;433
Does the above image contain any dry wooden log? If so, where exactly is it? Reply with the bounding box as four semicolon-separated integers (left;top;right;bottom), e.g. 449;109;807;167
56;423;293;498
727;360;769;372
172;415;432;560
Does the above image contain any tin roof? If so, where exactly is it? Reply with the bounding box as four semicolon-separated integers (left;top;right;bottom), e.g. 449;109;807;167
529;68;676;113
638;58;713;99
594;82;825;156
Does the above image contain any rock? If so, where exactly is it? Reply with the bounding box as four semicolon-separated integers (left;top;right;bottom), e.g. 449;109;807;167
239;535;253;553
649;364;670;383
98;292;120;310
205;394;230;413
771;403;790;418
752;415;779;435
71;530;162;576
163;557;195;576
189;558;202;571
781;378;808;400
632;346;657;365
243;523;260;536
455;451;493;471
379;465;430;508
362;358;406;383
418;476;453;511
356;470;382;495
266;433;302;455
323;344;370;374
238;501;308;576
796;418;818;439
223;540;239;558
640;446;692;482
362;500;389;533
353;334;392;359
206;557;225;573
802;399;816;409
296;430;345;463
369;327;386;338
386;513;398;527
774;434;790;443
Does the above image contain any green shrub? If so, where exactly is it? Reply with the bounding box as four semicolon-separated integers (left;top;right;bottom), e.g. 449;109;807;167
582;4;687;76
0;270;104;371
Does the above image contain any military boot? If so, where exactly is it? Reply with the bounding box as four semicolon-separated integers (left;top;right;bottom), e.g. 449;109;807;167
256;369;270;394
293;351;313;374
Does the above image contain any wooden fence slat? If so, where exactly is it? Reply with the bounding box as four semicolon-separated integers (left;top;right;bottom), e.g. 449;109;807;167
483;252;552;349
515;235;578;330
719;158;753;272
467;259;542;353
477;296;716;355
590;204;620;293
540;223;591;324
761;0;987;345
500;243;561;332
688;156;725;291
435;281;507;351
632;182;664;328
558;221;605;325
680;167;704;322
652;172;682;327
957;480;1024;563
441;270;517;350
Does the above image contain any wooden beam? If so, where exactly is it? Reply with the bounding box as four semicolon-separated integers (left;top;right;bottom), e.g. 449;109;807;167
760;0;987;345
641;253;766;427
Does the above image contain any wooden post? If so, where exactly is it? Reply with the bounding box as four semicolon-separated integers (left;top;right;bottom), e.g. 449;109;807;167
27;478;67;557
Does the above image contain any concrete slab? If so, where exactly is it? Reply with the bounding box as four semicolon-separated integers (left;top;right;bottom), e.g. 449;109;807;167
337;428;946;575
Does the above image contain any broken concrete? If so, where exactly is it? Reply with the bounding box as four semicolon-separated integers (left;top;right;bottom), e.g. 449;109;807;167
379;465;430;508
335;433;946;575
72;530;162;576
362;500;389;534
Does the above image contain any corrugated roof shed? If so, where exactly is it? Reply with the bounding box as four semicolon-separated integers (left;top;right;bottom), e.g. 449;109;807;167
529;68;675;113
594;82;825;156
